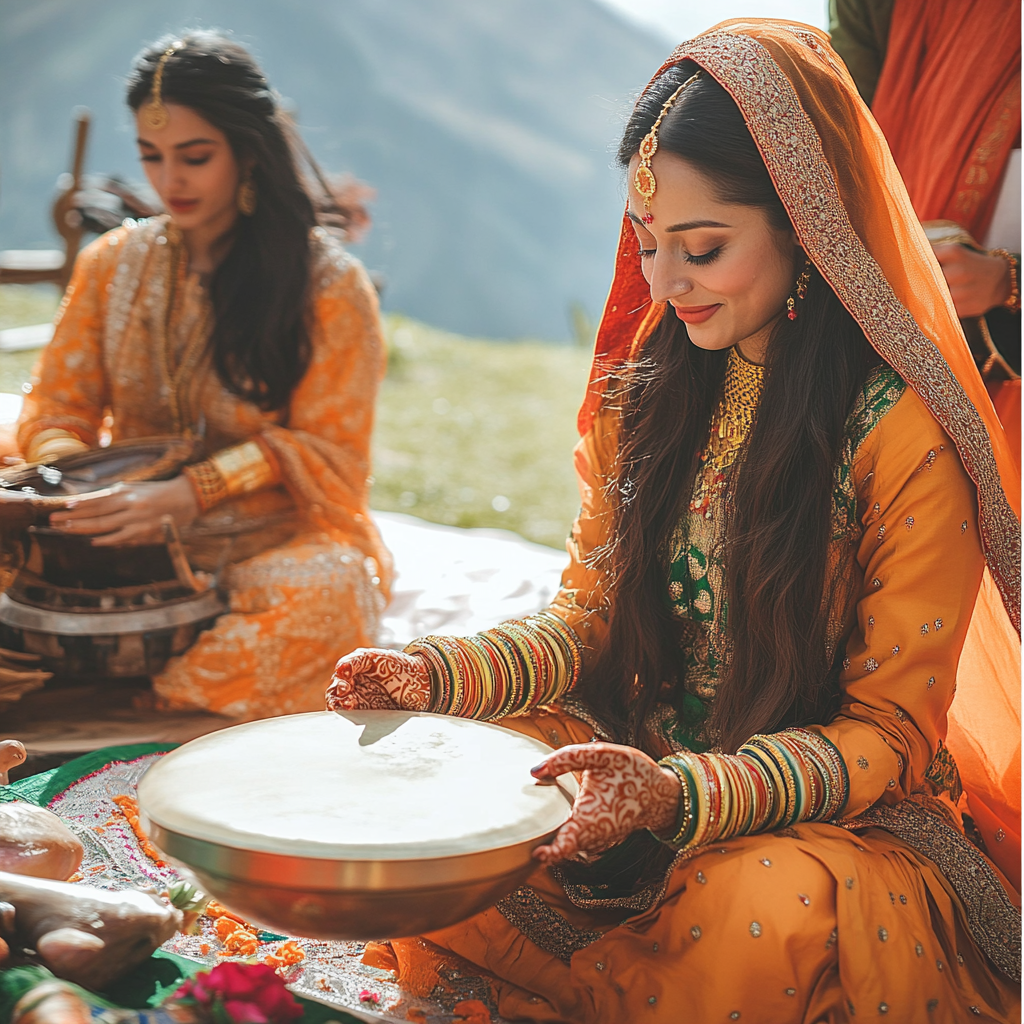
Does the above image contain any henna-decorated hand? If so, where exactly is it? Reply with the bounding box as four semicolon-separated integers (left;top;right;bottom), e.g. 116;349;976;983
325;648;432;712
530;742;682;865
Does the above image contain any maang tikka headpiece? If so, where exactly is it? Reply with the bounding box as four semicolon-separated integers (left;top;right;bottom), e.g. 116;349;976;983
633;70;702;224
141;44;180;131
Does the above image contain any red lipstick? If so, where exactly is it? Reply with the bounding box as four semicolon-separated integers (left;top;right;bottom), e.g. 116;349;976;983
672;303;721;325
167;198;199;213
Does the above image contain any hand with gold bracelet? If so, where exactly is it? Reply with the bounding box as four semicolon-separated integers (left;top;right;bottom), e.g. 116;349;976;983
932;243;1019;318
48;437;278;546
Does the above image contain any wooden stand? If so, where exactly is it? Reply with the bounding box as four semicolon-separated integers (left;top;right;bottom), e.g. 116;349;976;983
0;110;91;289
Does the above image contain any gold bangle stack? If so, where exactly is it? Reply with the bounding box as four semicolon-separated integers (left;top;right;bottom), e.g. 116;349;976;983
211;440;278;497
404;612;583;721
183;460;228;512
653;729;849;852
990;248;1021;313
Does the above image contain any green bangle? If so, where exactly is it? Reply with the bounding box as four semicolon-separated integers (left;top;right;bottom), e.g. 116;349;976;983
650;757;697;849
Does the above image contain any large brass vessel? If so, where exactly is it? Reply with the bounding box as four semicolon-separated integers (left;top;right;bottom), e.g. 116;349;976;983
138;711;576;939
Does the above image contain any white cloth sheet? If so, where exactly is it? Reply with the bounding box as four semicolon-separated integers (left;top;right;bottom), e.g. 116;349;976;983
373;511;567;647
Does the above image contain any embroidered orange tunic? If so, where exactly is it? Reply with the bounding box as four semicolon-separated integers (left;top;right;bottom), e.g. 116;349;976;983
18;216;392;719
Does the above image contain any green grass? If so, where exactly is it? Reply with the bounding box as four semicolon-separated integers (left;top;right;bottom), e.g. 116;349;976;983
0;284;61;332
0;286;588;549
374;316;588;548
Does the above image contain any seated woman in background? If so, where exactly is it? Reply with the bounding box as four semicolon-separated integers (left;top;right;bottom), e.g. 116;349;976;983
17;31;391;719
328;20;1020;1024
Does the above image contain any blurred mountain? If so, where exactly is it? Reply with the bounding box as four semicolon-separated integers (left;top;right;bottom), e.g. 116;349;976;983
0;0;668;340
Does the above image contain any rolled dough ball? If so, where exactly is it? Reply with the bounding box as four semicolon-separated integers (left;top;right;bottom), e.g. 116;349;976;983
0;803;84;880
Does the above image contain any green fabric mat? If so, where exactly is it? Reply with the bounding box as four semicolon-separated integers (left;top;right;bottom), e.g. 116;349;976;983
0;745;365;1024
0;743;175;806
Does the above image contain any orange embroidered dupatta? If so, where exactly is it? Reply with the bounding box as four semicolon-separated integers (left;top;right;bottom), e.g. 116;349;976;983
870;0;1021;241
579;20;1022;886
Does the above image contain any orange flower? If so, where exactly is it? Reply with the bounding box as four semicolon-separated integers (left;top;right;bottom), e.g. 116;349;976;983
204;901;250;926
218;929;259;957
263;941;305;972
212;913;262;957
111;794;167;866
214;917;243;940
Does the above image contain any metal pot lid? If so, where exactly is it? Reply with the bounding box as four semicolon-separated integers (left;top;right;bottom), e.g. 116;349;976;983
138;711;575;862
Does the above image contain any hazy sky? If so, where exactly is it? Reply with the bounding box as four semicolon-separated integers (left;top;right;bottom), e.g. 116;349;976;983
599;0;829;44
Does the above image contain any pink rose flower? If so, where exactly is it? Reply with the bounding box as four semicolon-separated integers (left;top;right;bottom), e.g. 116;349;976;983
168;962;302;1023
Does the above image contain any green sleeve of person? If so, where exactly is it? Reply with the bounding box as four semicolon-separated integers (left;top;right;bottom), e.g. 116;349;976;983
829;0;895;106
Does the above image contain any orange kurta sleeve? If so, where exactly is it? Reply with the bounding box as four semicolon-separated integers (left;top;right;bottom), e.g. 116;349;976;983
812;387;986;817
17;235;115;455
257;253;392;596
402;407;618;720
546;407;619;670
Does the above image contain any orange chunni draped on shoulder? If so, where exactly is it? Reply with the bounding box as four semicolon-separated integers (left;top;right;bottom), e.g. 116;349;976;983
18;217;392;719
379;20;1021;1024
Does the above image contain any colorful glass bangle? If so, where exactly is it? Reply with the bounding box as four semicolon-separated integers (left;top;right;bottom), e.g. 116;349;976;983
651;756;696;848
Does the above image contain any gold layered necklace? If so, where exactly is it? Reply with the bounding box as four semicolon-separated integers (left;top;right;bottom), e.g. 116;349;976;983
690;346;765;518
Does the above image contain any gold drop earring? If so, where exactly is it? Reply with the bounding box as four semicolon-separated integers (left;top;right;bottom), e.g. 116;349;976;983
786;258;813;320
237;172;257;216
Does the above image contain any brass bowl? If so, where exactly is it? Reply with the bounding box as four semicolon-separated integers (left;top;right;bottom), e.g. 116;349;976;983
137;711;576;939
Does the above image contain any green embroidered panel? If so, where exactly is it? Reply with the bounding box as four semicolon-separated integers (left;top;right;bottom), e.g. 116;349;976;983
924;738;964;803
654;364;907;755
831;366;908;542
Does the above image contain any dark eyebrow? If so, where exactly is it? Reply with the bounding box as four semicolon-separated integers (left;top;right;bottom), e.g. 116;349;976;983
665;219;731;232
626;212;731;232
136;137;219;149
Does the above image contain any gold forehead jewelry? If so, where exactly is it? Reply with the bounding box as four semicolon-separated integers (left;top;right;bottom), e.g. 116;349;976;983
634;70;702;224
141;45;179;131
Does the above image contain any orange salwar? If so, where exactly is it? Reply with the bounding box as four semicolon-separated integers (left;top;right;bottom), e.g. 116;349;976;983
18;217;392;718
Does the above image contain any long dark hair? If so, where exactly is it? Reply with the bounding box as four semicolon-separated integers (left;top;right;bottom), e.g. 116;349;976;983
127;31;316;412
581;64;880;755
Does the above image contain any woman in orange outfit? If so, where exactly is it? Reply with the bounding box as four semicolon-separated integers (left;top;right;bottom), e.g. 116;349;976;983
18;32;391;719
327;20;1020;1023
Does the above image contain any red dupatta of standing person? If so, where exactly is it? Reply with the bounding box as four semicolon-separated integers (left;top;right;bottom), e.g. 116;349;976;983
870;0;1021;241
869;0;1023;473
578;19;1022;887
